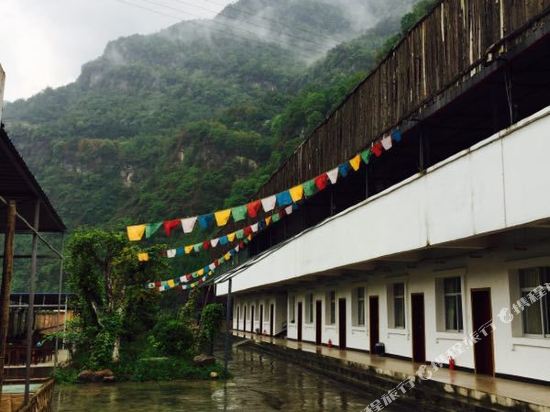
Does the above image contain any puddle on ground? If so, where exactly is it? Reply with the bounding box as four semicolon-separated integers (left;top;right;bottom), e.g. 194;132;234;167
53;345;403;411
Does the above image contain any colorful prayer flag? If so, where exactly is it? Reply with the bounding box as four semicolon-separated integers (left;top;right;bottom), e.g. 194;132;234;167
198;214;214;230
181;217;197;233
303;179;317;198
227;232;236;242
214;209;232;227
327;168;339;185
138;253;149;262
247;200;262;218
315;174;329;191
261;195;277;212
381;134;393;150
372;142;383;157
145;222;162;239
289;185;304;202
276;191;293;207
127;225;146;241
349;154;362;171
338;163;350;178
361;149;372;164
231;205;248;222
164;219;180;237
391;128;402;142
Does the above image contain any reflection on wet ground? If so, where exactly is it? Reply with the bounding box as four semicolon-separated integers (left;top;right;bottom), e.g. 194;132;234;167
53;345;401;411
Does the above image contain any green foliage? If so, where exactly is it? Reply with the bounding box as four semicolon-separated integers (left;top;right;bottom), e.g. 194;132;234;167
198;303;225;355
63;229;167;369
151;316;195;357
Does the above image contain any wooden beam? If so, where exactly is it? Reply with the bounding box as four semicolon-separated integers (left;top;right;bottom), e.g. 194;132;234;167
0;200;16;396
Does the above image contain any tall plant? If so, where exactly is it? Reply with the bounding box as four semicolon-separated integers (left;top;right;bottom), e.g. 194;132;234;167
65;229;167;368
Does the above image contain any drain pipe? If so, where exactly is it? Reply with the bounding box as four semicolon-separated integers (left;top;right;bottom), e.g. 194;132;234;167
224;278;232;375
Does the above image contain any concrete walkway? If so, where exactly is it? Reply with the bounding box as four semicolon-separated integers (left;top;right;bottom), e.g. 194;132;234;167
233;331;550;411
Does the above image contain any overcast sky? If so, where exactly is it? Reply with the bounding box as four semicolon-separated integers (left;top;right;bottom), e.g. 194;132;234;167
0;0;233;101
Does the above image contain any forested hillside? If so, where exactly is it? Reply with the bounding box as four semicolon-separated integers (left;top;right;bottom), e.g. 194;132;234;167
3;0;437;290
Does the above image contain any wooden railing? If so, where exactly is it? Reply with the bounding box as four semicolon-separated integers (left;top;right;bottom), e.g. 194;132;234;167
257;0;550;196
4;347;55;366
16;379;55;412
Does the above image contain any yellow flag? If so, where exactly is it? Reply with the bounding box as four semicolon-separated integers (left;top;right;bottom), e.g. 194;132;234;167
349;154;362;171
127;225;146;241
184;245;194;254
265;216;272;226
197;268;205;276
227;232;236;242
289;185;304;202
224;252;232;261
167;279;175;288
214;209;232;227
138;253;149;262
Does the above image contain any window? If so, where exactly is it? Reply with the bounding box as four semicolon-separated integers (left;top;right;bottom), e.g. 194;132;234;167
306;293;314;323
519;267;550;336
355;287;365;326
289;296;295;323
393;283;405;329
444;277;463;332
327;291;336;325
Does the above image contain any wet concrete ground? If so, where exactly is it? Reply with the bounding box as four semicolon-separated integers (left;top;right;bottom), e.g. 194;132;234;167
53;345;400;411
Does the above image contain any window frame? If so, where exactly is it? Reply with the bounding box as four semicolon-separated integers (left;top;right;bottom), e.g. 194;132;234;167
306;293;314;324
443;277;464;333
393;283;406;329
518;267;550;338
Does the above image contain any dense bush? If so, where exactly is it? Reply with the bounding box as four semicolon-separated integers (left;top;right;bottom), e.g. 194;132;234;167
152;317;195;357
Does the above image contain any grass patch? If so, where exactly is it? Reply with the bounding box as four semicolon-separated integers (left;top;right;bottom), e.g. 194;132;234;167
54;356;227;384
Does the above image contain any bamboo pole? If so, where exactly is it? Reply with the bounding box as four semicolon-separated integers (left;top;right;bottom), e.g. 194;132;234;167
0;200;17;396
24;201;40;404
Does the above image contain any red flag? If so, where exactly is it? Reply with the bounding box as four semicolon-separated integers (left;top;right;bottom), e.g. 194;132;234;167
247;200;262;218
315;174;329;191
163;219;180;237
243;226;253;237
203;241;211;250
372;141;384;157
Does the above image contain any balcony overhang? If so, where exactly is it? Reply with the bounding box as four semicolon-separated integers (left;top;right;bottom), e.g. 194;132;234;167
217;106;550;295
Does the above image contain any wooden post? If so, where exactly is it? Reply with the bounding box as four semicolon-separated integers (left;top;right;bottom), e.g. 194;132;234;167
0;200;16;395
24;201;40;404
54;234;65;370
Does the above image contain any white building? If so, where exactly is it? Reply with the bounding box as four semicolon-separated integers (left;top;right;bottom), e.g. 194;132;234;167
216;1;550;384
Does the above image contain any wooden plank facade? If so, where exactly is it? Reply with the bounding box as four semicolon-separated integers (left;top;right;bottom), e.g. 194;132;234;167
258;0;550;197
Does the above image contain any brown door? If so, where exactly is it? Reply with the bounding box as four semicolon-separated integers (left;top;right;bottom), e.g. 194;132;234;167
297;302;303;341
315;300;322;345
251;306;255;333
259;305;263;334
411;293;426;363
338;298;346;348
471;289;495;375
369;296;379;351
270;304;274;336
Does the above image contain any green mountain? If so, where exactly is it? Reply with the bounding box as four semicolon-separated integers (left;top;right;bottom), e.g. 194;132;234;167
4;0;426;232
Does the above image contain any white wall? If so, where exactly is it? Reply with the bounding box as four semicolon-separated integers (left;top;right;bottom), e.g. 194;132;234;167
233;293;286;336
217;107;550;296
279;245;550;382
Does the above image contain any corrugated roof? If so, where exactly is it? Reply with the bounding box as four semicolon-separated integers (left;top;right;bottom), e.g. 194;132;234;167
0;125;65;233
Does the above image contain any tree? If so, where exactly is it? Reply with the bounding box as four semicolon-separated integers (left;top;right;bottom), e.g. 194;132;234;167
65;229;167;368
